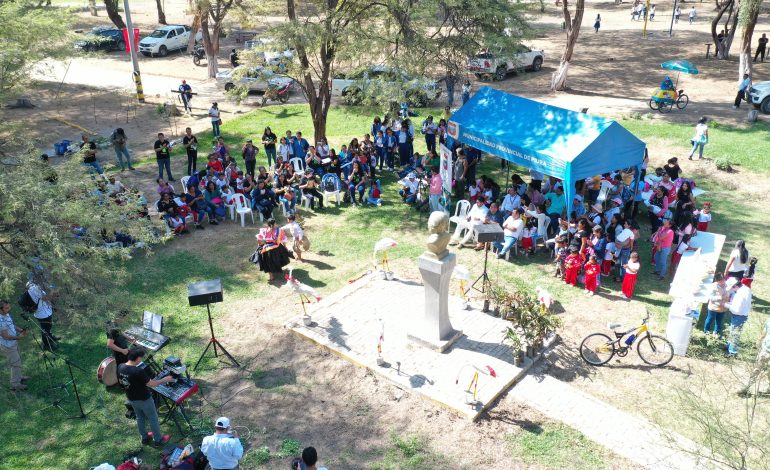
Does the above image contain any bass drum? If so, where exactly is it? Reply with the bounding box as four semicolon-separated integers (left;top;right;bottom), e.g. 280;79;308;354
97;356;118;387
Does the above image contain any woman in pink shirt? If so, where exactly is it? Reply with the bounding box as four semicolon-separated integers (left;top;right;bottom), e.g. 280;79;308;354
429;166;443;213
652;219;674;280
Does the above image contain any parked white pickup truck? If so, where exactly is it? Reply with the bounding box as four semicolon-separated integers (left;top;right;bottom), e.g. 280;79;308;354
331;65;441;106
466;45;545;81
748;81;770;114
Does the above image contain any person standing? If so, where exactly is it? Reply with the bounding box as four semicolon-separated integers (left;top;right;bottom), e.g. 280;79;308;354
178;80;193;113
648;4;655;21
117;348;174;446
724;239;750;280
80;134;103;174
754;33;768;63
688;116;708;160
26;281;57;352
0;300;29;392
182;127;198;176
422;116;438;153
652;219;674;280
439;71;458;107
153;132;174;181
261;127;277;169
242;139;258;177
229;49;239;68
461;80;472;105
544;186;565;237
209;102;221;137
111;128;134;172
201;417;244;470
734;73;751;109
703;273;729;338
594;14;601;32
688;6;696;24
621;252;641;299
428;166;443;213
725;278;752;357
674;5;681;23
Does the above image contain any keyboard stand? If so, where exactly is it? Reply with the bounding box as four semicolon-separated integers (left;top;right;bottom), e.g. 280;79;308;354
155;393;194;436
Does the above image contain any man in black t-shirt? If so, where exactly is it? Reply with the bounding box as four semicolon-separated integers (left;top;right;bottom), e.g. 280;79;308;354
117;348;174;446
80;134;103;174
182;127;198;176
154;133;174;181
298;169;323;211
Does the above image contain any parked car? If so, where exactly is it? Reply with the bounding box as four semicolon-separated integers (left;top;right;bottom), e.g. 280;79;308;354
245;38;294;69
467;45;545;81
75;27;125;52
331;65;441;106
139;25;201;57
216;65;294;93
748;81;770;114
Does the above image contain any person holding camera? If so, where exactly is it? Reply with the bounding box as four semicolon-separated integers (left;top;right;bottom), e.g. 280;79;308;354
201;417;244;470
0;300;29;391
118;347;174;447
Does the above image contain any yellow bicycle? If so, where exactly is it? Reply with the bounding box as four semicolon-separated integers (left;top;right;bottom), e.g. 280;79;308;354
579;313;674;367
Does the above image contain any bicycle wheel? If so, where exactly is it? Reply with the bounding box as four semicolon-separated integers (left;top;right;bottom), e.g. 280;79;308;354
676;94;689;109
579;333;616;366
648;98;659;111
658;101;673;113
637;334;674;366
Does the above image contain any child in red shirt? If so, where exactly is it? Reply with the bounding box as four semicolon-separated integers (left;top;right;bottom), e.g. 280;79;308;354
621;252;641;299
584;255;600;295
564;247;581;286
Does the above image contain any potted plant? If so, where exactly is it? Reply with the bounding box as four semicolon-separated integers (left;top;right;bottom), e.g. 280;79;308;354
504;327;525;366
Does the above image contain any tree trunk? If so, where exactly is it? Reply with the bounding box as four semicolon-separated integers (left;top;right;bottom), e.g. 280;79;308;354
103;0;126;29
200;16;219;78
155;0;167;24
712;0;731;57
551;0;584;91
737;0;761;80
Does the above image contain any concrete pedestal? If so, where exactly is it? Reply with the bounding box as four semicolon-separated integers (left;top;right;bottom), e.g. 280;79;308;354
408;252;464;352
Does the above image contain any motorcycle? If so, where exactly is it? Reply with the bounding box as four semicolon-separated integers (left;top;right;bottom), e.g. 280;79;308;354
260;82;293;106
192;44;205;66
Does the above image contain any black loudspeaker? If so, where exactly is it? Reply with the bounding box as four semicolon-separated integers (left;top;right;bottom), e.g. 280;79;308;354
473;224;504;243
188;279;223;306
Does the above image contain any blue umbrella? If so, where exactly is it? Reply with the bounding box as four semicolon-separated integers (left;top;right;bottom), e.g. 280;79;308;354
661;60;699;75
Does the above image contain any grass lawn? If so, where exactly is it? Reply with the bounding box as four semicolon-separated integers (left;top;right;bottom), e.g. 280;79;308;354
2;103;767;469
618;117;770;175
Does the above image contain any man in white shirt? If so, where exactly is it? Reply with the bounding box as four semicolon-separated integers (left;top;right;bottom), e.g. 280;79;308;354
496;208;524;259
27;282;57;351
106;176;127;196
0;300;29;391
201;417;244;470
726;278;753;357
450;197;489;247
604;198;622;228
500;188;521;218
399;173;419;204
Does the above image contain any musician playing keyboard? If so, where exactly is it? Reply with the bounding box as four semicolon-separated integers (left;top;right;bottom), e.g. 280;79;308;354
118;348;174;447
106;321;130;365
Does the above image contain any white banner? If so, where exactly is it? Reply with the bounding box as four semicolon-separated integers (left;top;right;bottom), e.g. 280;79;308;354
439;144;452;194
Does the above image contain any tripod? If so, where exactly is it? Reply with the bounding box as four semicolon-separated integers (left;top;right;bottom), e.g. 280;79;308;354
193;303;240;371
34;351;90;420
470;242;493;312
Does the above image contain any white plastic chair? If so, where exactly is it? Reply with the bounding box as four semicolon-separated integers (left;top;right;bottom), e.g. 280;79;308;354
180;175;191;191
233;193;255;227
321;174;342;207
224;193;237;220
449;200;471;236
289;157;304;174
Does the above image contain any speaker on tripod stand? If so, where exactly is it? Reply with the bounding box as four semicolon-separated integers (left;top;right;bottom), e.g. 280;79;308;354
188;279;240;371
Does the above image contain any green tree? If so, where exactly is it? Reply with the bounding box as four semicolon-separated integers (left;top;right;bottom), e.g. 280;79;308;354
0;0;76;103
240;0;532;140
0;150;164;326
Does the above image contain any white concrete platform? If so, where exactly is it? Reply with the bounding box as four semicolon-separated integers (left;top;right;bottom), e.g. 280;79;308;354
286;272;549;420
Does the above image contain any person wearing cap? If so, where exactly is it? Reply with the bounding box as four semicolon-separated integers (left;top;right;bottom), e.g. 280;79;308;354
201;417;243;470
725;278;753;357
604;198;623;226
571;194;586;218
585;202;603;229
106;175;127;196
400;173;419;204
178;80;193;113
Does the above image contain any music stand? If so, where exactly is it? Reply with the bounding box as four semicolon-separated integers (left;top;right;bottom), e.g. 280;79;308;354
188;279;240;371
469;224;504;312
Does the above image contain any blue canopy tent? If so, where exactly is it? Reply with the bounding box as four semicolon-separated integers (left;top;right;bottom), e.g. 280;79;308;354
447;86;647;211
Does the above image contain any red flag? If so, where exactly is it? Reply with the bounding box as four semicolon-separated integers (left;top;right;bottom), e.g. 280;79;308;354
122;28;140;54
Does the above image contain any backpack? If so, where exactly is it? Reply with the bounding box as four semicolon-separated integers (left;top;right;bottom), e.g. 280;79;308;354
18;290;38;313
